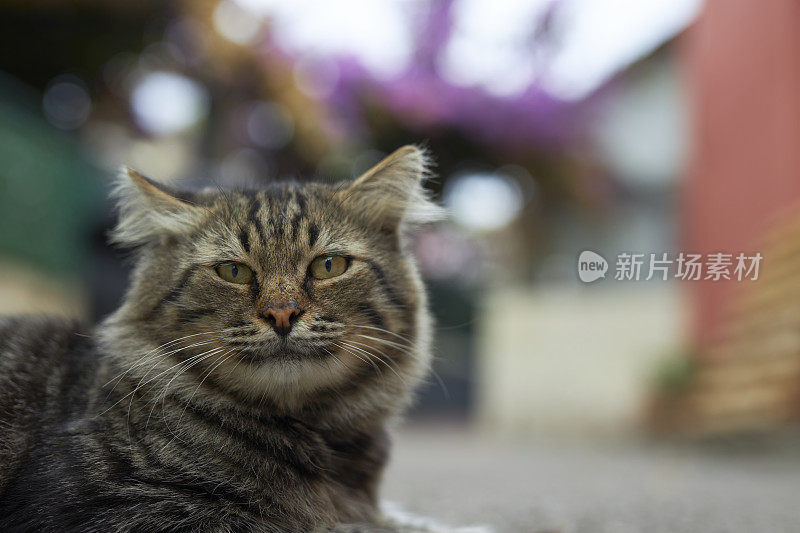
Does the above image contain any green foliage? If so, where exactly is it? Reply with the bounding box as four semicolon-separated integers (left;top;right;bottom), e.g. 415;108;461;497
653;349;695;394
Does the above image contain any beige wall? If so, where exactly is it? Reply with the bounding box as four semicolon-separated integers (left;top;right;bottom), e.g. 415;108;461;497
477;285;683;438
0;259;87;318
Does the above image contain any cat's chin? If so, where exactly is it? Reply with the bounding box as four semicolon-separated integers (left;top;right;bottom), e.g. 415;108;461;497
217;343;359;401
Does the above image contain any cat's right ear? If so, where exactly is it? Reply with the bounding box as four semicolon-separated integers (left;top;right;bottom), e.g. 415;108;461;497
110;167;205;247
341;146;445;233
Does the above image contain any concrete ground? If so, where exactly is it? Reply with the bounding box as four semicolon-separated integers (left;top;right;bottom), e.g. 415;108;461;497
382;424;800;533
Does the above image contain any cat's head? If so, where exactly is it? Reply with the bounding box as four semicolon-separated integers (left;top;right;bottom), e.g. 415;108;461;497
103;146;443;409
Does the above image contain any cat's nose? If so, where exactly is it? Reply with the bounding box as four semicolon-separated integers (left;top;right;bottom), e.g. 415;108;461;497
262;306;304;336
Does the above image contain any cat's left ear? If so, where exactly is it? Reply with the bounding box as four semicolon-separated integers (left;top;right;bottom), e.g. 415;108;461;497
110;167;205;247
343;145;445;232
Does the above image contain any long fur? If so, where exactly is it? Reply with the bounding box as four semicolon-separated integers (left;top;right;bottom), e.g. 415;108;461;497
344;146;446;232
0;147;483;532
110;168;206;247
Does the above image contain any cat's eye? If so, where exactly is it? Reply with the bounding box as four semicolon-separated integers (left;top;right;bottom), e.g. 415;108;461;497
310;255;348;279
215;262;254;284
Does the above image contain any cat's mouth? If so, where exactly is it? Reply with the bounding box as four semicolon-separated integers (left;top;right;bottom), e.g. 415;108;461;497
231;337;332;364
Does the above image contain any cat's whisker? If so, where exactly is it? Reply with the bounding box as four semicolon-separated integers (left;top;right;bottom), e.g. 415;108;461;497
143;347;228;430
170;348;241;436
333;342;384;379
223;349;247;378
347;324;417;346
135;347;225;431
120;340;218;399
336;341;407;385
341;339;404;374
160;348;240;448
129;338;223;385
102;326;240;394
142;342;228;395
191;348;241;403
350;333;415;355
317;348;354;404
102;330;227;390
349;335;447;397
427;366;451;401
99;339;225;419
321;347;348;371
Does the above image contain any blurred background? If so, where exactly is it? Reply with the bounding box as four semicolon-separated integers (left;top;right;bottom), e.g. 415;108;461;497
3;0;800;531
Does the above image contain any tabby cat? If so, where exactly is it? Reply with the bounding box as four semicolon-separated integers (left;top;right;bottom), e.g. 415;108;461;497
0;146;473;532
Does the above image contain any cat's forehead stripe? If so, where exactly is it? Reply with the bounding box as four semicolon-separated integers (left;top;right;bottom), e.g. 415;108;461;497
294;190;306;215
239;228;250;254
290;212;303;241
308;223;319;247
246;197;267;247
236;187;321;248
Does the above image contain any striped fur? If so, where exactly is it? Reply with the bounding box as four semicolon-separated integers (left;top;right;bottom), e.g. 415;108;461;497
0;147;471;532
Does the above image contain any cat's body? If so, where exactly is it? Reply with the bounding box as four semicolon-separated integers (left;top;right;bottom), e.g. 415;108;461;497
0;147;464;532
0;316;389;532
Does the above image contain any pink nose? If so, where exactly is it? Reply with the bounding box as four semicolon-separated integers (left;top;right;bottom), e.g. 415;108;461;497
262;306;303;336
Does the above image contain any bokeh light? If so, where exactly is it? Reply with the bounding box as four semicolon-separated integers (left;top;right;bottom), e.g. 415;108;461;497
444;171;525;231
245;101;295;150
235;0;413;79
213;0;263;46
130;71;209;136
42;76;92;130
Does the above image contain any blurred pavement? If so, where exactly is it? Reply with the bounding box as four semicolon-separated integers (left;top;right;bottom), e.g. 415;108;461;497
383;424;800;533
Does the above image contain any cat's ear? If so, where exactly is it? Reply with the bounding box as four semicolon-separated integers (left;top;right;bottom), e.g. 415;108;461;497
343;146;445;232
110;167;205;247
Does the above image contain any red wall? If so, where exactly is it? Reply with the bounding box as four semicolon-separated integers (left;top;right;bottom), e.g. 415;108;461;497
683;0;800;348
